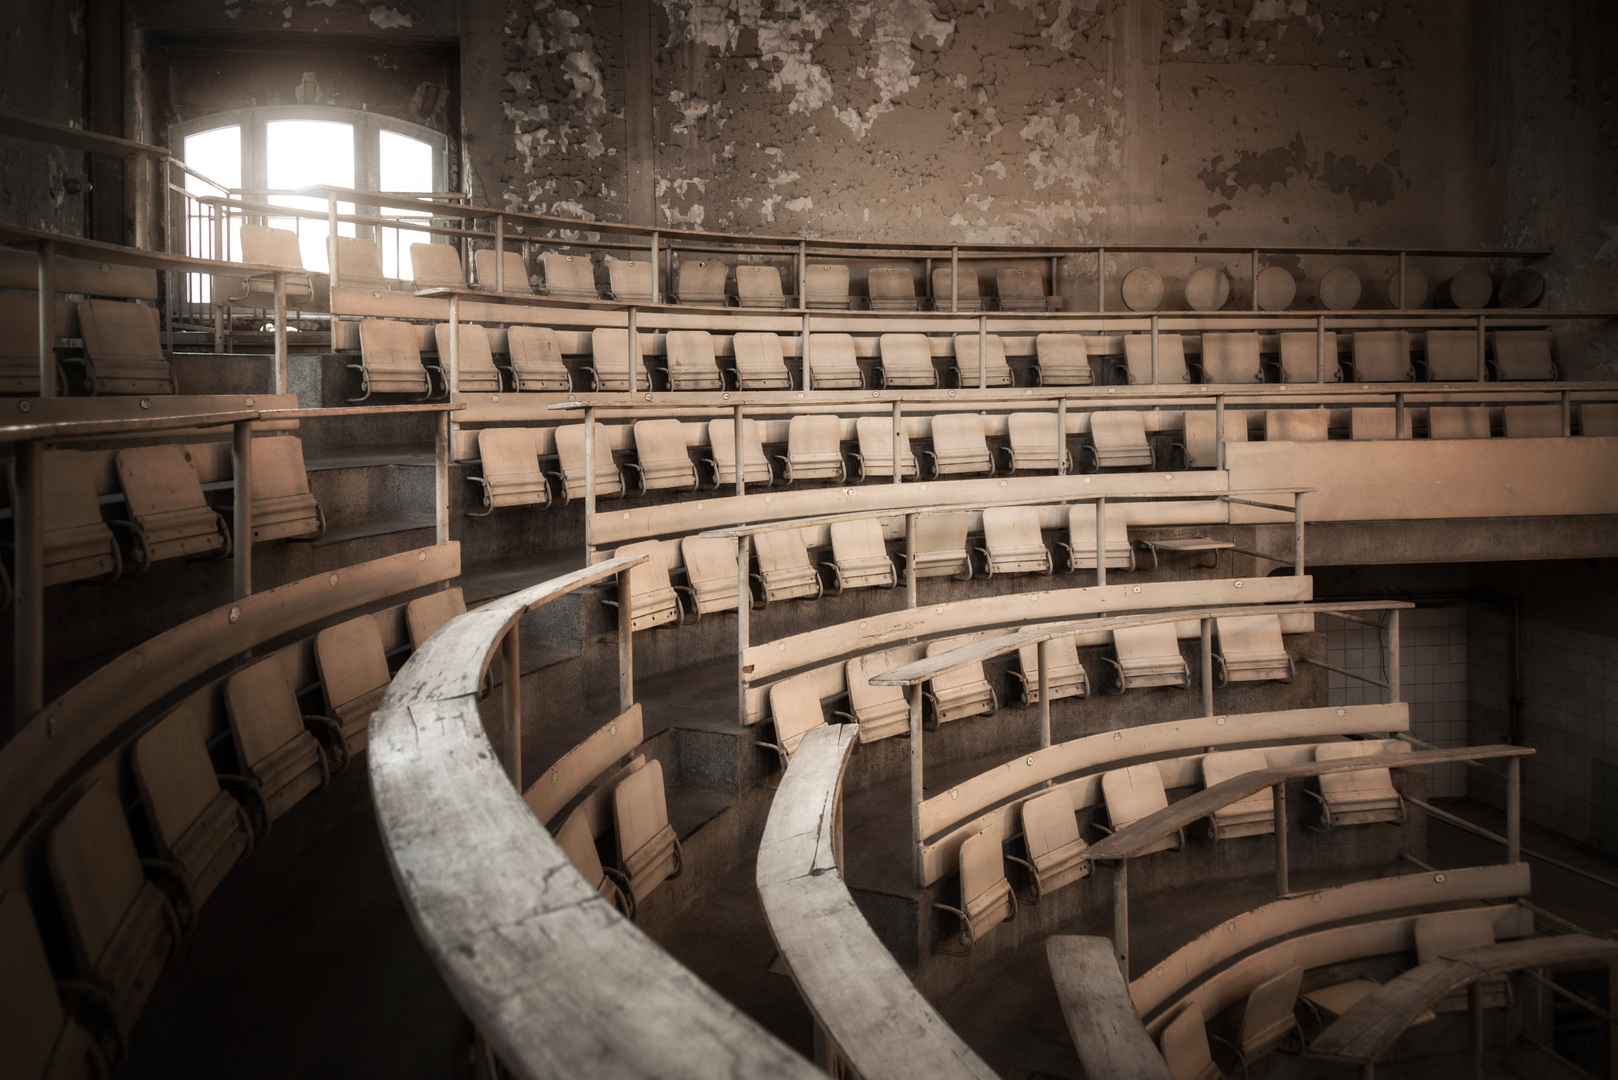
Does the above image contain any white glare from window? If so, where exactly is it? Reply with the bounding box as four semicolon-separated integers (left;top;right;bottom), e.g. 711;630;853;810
182;125;242;301
379;130;436;281
266;120;356;274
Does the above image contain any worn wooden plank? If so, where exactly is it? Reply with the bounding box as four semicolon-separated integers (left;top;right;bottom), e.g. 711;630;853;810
1086;745;1536;862
1048;935;1175;1080
757;726;999;1080
1311;935;1618;1063
523;704;644;827
1131;864;1532;1017
0;543;460;849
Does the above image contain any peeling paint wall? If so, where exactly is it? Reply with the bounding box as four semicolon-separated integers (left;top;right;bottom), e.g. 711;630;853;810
0;0;89;234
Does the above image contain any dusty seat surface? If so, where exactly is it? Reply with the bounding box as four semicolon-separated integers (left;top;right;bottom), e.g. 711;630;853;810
472;249;531;292
1034;333;1093;385
1124;333;1189;385
116;444;228;564
356;319;432;396
433;321;502;393
806;332;864;388
552;422;624;500
76;299;177;394
504;325;571;391
951;333;1013;387
732;331;793;389
877;333;939;388
588;327;651;391
539;252;596;297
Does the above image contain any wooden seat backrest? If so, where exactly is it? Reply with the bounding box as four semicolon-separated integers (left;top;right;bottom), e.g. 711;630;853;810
613;757;671;859
983;505;1043;551
506;326;567;377
878;332;933;374
251;435;315;502
555;805;610;888
1491;330;1555;380
335;236;389;287
867;266;916;305
676;259;729;301
473;249;531;292
608;259;655;300
1428;405;1491;439
1215;614;1286;663
477;427;542;482
958;827;1008;911
409;242;464;289
1200;332;1262;384
768;673;829;757
1265;409;1329;442
1125;334;1189;384
735;265;784;303
1066;502;1130;550
1414;909;1495;964
48;780;147;971
1238;965;1303;1056
996;267;1045;304
705;418;769;473
79;299;164;362
406;586;468;650
1022;787;1084;863
315;614;391;713
931;267;981;303
132;699;224;854
434;322;500;384
116;444;207;519
633;417;693;466
733;332;790;381
540;251;594;296
952;334;1010;379
854;415;916;468
359;319;426;375
830;517;887;564
1315;739;1407;800
930;413;991;458
1036;333;1089;375
1103;763;1172;831
555;422;618;481
754;528;813;572
1424;329;1482;381
925;635;991;696
680;535;738;587
1201;749;1271;816
787;413;842;456
804;264;851;305
1092;409;1149;450
41;449;108;536
807;332;862;379
1503;404;1561;438
1279;331;1339;383
1352;330;1411;382
1158;1001;1214;1080
1350;407;1398;440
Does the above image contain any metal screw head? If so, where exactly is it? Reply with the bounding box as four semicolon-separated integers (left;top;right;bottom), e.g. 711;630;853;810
1216;716;1226;725
722;392;730;400
1434;873;1446;883
328;574;339;586
140;398;152;409
1026;756;1035;766
228;606;241;623
1133;586;1142;593
1113;731;1123;741
1233;580;1244;588
492;395;500;402
244;397;255;406
417;551;427;562
17;400;29;413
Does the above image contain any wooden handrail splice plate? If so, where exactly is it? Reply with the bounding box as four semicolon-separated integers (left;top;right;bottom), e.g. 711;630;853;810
757;726;999;1080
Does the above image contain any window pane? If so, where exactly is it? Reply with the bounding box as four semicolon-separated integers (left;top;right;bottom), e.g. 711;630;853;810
181;126;242;303
379;130;437;280
266;120;356;274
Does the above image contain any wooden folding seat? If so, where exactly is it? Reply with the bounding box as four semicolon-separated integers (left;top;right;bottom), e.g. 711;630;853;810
434;322;503;393
996;267;1048;311
803;264;855;309
661;330;727;391
840;649;914;743
1214;614;1293;684
586;327;651;392
1124;333;1190;385
315;614;391;756
761;673;830;768
775;414;846;483
218;225;315;304
333;236;393;290
822;518;896;593
1158;1001;1220;1080
751;529;823;604
922;413;995;476
673;260;729;306
245;436;324;542
1199;332;1263;384
550;422;624;502
225;656;334;820
610;540;683;630
406;586;467;649
1180;410;1246;467
703;417;772;487
852;415;920;480
1103;624;1190;692
32;450;120;585
133;700;254;912
1059;502;1134;573
1414;909;1508;1011
468;429;549;514
408;242;464;290
674;536;740;618
876;333;939;389
866;266;920;311
929;266;983;311
504;325;572;391
906;512;973;581
1351;331;1413;382
1490;330;1557;380
1201;749;1275;840
732;331;793;389
1309;740;1407;828
539;252;596;299
1423;329;1483;381
1008;788;1090;899
1350;407;1399;440
1011;635;1088;706
628;419;699;492
1503;404;1561;437
934;827;1015;953
473;249;532;293
353;319;439;400
0;293;65;394
951;333;1014;388
1003;412;1072;472
1582;403;1618;436
1278;330;1340;382
1034;333;1093;386
1264;409;1329;442
1084;410;1155;469
70;300;177;395
1427;406;1492;439
735;264;788;308
612;758;682;905
979;506;1052;577
606;259;655;303
47;779;179;1041
805;332;865;389
114;444;231;568
555;808;632;916
1231;966;1303;1065
1100;763;1183;855
0;889;105;1080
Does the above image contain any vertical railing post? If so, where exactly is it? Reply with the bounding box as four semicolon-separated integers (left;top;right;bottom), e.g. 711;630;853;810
13;439;44;732
1096;247;1105;313
132;150;149;250
1396;391;1407;439
1385;608;1401;704
232;419;254;600
950;247;959;313
503;623;522;787
583;406;597;558
618;567;635;714
1056;397;1068;475
1038;638;1051;750
447;295;460;408
1506;756;1521;864
626;307;639;400
892;400;904;485
1294;491;1306;576
1150;314;1159;385
736;534;751;728
1273;782;1289;895
1201;617;1214;716
1476;314;1487;381
1113;860;1128;979
1398;252;1407;309
977;314;987;390
1250;249;1259;312
1562;390;1572;437
909;684;925;885
795;240;804;308
733;403;746;498
494;214;506;292
1316;315;1326;383
212;206;225;352
327;193;340;284
36;241;55;398
904;512;918;609
1094;497;1107;587
1216;394;1227;470
273;271;288;396
651;232;662;304
801;311;812;389
434;407;450;546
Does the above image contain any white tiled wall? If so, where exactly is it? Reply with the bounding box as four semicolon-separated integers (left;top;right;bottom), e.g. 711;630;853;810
1324;606;1469;797
1469;607;1618;846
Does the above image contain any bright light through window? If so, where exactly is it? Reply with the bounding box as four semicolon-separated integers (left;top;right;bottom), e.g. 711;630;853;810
182;126;243;302
379;130;436;281
266;119;356;274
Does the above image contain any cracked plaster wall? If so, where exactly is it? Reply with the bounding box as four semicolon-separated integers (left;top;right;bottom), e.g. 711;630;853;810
0;1;89;234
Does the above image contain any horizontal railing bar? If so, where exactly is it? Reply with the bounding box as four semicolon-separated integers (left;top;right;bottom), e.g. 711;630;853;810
1407;797;1618;895
1298;656;1390;688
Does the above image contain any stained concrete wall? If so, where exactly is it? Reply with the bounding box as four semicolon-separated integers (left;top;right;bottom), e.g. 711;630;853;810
0;0;89;234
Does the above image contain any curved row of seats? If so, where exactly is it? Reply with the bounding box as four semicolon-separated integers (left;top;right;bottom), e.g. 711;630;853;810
348;320;1566;399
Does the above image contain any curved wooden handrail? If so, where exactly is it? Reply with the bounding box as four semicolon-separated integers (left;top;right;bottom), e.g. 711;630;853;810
368;556;822;1080
757;724;999;1080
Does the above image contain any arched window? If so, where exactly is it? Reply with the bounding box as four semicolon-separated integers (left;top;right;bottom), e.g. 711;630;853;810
173;107;449;297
